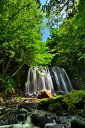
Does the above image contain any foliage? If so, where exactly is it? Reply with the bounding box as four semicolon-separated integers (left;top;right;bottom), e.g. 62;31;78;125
47;0;85;65
0;0;43;74
0;75;15;95
4;77;15;94
40;90;85;115
33;42;54;65
63;90;85;113
0;0;54;93
42;0;77;28
46;0;85;88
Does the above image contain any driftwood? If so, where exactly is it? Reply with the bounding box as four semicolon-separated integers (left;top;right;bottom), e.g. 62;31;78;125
0;97;41;108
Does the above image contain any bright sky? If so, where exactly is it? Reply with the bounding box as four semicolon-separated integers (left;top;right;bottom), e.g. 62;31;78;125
40;0;46;5
40;0;50;42
41;28;50;42
40;0;50;5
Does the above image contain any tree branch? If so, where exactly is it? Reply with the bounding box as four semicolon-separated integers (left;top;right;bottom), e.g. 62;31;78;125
11;62;25;77
5;57;12;74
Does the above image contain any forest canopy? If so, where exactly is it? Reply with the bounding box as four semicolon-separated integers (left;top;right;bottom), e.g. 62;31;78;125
0;0;53;93
0;0;85;94
46;0;85;89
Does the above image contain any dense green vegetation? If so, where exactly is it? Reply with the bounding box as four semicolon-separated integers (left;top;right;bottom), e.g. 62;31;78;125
46;0;85;89
0;0;53;94
39;90;85;115
0;0;85;95
43;0;76;28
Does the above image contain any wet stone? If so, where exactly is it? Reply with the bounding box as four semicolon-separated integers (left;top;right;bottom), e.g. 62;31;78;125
0;107;27;125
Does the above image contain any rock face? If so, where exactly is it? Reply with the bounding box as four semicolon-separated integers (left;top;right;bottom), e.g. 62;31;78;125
37;90;53;99
0;108;27;125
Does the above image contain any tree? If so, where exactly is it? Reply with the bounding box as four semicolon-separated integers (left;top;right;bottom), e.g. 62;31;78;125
42;0;77;28
46;0;85;89
0;0;53;93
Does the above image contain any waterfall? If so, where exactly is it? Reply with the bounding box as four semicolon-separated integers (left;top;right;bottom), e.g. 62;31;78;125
25;66;54;96
25;66;73;96
50;67;73;94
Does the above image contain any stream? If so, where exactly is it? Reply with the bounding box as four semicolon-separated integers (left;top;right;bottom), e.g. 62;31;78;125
0;105;39;128
0;102;85;128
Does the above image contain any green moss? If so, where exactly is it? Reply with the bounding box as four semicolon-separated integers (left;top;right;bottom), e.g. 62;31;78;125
41;98;49;102
53;95;64;100
49;102;62;112
48;95;67;113
63;90;85;113
39;90;85;115
39;95;65;112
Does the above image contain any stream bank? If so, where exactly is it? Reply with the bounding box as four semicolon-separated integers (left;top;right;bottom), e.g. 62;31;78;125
0;101;85;128
0;90;85;128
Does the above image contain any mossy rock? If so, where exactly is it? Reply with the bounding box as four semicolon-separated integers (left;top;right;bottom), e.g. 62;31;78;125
39;95;66;112
49;102;62;112
39;90;85;115
63;90;85;114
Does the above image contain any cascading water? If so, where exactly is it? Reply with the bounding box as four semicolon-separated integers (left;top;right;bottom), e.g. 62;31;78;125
0;108;39;128
25;66;73;95
25;66;54;96
50;67;73;94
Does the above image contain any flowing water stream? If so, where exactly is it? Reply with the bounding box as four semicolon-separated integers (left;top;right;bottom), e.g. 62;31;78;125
25;66;73;95
0;108;39;128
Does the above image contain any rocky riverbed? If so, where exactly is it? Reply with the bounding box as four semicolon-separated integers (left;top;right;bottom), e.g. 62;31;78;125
0;101;85;128
0;90;85;128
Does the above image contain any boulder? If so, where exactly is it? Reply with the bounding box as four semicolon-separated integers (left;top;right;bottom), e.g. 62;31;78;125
31;111;56;128
37;90;53;99
71;118;85;128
